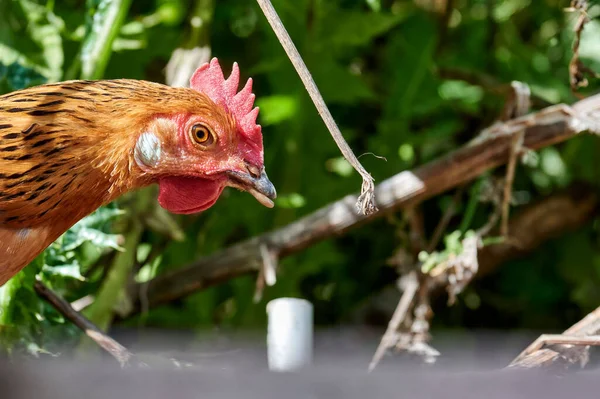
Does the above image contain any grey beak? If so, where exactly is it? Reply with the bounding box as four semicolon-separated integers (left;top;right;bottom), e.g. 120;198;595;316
227;167;277;208
253;169;277;200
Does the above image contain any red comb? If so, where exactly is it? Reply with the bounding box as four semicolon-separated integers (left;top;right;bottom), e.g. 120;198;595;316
190;58;262;156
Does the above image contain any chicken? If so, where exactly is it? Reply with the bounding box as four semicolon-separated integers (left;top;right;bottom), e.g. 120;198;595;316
0;58;276;286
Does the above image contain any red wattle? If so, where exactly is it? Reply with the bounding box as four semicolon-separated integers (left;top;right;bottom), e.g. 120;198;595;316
158;176;225;214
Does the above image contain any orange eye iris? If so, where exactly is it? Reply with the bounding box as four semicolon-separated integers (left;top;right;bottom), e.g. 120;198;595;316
190;124;214;145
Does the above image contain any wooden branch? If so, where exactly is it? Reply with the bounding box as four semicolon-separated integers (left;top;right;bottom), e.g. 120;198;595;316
34;281;133;367
124;94;600;317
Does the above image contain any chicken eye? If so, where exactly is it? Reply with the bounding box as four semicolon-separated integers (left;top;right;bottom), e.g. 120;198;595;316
190;123;214;146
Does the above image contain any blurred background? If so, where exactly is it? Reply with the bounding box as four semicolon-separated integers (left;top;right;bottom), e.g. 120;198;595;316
0;0;600;368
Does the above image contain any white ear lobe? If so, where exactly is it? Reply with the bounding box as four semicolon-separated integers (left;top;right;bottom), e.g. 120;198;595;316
134;132;162;169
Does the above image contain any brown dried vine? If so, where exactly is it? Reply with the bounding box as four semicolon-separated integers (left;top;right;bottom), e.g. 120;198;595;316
568;0;600;96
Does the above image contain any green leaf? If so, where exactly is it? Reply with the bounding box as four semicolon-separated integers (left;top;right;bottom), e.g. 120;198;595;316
72;206;126;229
318;9;407;48
0;61;47;94
438;80;484;112
373;13;437;162
0;275;23;327
398;143;415;163
0;0;64;81
326;157;354;177
365;0;381;12
310;55;375;104
493;0;531;22
42;263;85;281
46;206;126;262
80;0;133;79
255;95;298;126
63;227;123;252
275;193;307;209
578;20;600;71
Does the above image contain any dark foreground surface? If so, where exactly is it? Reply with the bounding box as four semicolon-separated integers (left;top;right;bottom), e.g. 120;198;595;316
2;328;599;399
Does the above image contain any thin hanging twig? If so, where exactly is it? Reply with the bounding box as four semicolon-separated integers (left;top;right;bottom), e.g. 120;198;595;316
567;0;599;96
254;0;377;215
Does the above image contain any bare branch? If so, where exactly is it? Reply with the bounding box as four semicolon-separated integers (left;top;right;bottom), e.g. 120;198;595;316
123;94;600;318
254;0;377;215
34;281;133;367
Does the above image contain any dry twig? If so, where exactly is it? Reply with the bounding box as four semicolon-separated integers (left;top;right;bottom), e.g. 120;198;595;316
499;82;530;237
254;0;377;215
34;281;133;367
508;305;600;369
567;0;600;95
426;187;463;253
369;272;419;372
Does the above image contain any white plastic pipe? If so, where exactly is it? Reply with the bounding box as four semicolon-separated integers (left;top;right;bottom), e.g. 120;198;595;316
266;297;313;372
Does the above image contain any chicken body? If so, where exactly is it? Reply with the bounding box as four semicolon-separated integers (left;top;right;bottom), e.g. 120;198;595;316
0;59;275;285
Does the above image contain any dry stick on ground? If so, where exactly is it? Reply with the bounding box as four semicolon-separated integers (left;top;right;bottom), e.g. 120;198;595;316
123;94;600;317
508;306;600;369
33;281;133;367
369;272;419;372
254;0;377;215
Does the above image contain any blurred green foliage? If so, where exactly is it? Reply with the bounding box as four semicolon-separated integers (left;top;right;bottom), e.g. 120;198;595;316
0;0;600;356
